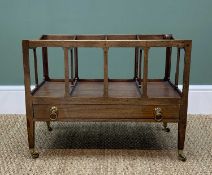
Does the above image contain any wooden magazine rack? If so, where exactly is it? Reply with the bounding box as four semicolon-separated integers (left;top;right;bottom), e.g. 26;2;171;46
22;34;192;161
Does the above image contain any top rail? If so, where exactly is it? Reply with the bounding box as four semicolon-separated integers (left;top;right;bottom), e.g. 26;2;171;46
40;34;174;40
27;40;191;48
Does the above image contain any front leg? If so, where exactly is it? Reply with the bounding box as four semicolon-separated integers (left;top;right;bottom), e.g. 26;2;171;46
178;120;187;162
27;118;39;159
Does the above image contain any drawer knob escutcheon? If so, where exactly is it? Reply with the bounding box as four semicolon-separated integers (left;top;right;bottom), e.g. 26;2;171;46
154;107;163;122
49;106;58;121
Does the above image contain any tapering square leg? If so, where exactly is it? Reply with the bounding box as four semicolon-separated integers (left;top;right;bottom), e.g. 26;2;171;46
27;118;39;159
178;121;187;162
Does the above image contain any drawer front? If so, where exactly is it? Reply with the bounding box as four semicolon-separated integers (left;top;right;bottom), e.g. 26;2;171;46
33;104;180;120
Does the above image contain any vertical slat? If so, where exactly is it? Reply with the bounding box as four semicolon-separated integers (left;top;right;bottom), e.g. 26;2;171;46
70;48;74;85
139;48;143;85
164;47;172;80
143;47;149;97
42;47;49;80
64;48;69;96
134;47;139;79
74;47;79;80
104;47;109;97
175;48;181;86
33;48;39;86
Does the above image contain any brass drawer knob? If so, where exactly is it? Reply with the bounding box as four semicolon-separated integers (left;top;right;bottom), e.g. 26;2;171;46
49;106;58;121
153;107;163;122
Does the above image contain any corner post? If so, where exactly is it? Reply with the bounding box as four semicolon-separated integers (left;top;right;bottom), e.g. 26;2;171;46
22;40;38;158
178;42;192;161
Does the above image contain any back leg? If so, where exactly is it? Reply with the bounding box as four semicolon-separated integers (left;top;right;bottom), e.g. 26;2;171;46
46;121;52;131
162;122;170;132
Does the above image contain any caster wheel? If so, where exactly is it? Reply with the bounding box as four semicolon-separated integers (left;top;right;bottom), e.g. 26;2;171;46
178;154;186;162
178;150;186;162
162;122;170;132
31;152;39;159
163;127;170;132
48;127;53;131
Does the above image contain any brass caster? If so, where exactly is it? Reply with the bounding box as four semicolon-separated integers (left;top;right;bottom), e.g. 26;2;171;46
30;149;39;159
162;122;170;132
48;126;53;131
163;127;170;132
48;126;52;131
178;150;187;162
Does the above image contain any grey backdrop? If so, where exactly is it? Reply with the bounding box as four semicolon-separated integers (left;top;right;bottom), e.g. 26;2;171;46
0;0;211;85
